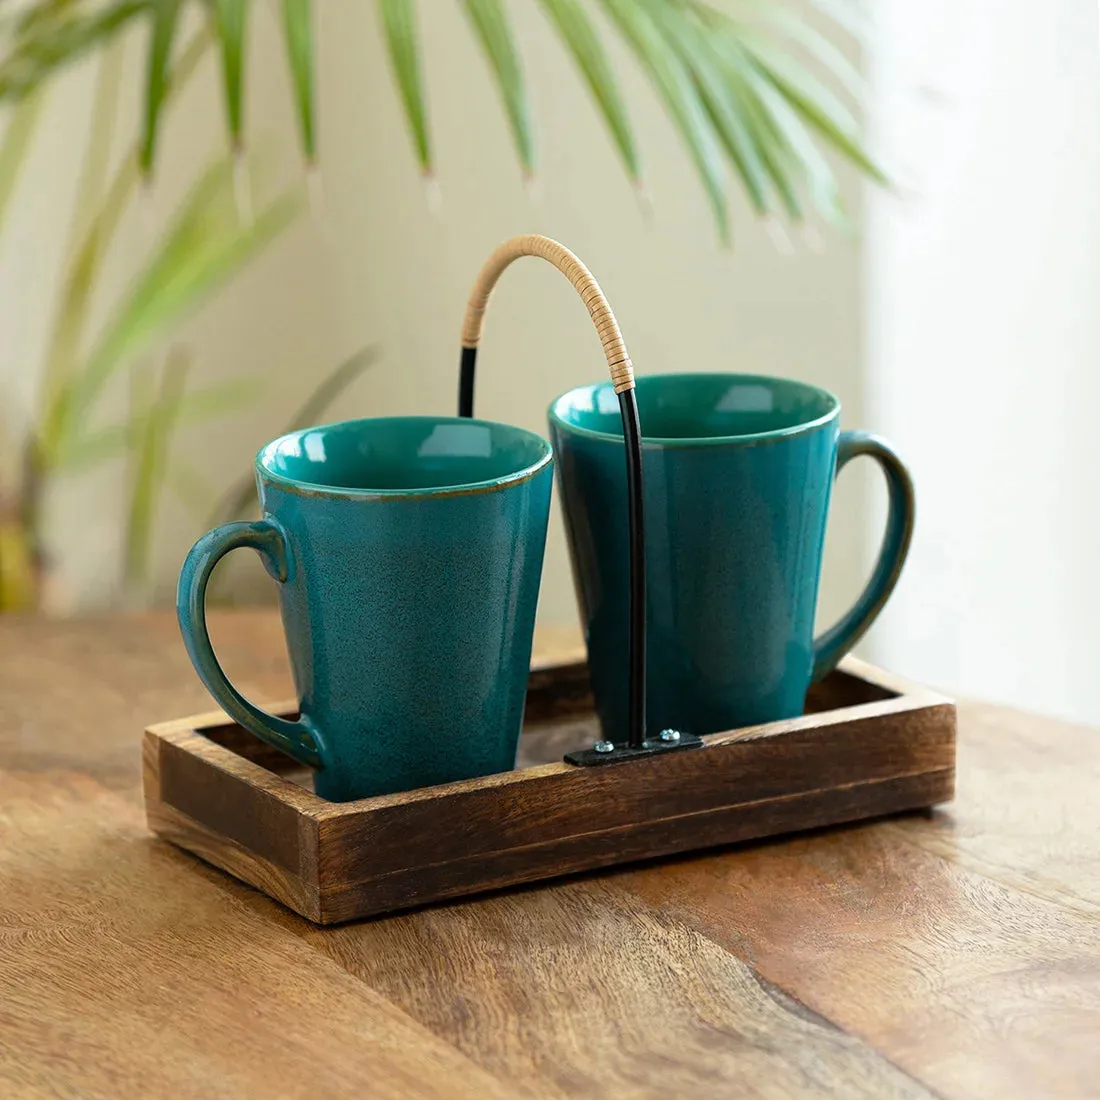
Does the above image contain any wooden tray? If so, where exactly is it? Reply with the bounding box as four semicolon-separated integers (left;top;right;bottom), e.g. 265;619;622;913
143;656;956;925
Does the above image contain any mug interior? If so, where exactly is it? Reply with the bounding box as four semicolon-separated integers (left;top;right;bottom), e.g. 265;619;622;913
550;373;839;443
258;416;551;493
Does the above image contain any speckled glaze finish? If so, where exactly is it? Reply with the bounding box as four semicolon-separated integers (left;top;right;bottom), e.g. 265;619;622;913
549;374;914;741
178;416;553;802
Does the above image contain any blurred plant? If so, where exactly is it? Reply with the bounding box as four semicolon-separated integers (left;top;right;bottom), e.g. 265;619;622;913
0;0;882;611
0;0;883;242
0;30;302;609
195;344;379;605
207;345;381;529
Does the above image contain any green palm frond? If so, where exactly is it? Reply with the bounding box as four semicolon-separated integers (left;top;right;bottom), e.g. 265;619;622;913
43;155;301;468
209;345;380;525
140;0;181;174
0;1;147;100
378;0;429;172
0;0;883;239
212;0;248;150
0;88;43;236
42;28;211;448
124;346;190;587
602;0;730;237
281;0;315;161
537;0;639;183
461;0;535;176
737;2;864;100
58;376;262;470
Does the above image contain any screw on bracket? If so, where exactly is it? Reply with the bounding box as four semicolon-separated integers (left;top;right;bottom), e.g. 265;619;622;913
565;728;703;767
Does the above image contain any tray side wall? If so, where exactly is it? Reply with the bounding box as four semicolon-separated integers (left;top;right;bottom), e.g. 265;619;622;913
143;731;322;922
321;769;953;923
142;663;957;926
315;699;956;923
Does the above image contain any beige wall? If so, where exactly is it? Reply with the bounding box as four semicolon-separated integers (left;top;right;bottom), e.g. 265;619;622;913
1;4;868;636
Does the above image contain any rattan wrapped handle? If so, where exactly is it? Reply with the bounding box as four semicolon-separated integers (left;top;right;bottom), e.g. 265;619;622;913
460;234;635;395
456;234;648;751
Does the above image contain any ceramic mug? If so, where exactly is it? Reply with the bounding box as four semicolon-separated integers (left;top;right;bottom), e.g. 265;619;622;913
177;415;553;802
549;373;914;740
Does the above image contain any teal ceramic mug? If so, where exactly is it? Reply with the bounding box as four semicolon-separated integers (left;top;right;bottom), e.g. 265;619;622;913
549;373;914;740
177;415;553;802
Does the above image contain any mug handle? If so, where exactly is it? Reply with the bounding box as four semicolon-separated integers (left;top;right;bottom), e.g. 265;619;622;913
177;519;327;770
812;431;915;682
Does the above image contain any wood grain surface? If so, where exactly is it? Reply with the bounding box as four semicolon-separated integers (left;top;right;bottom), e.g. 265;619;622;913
1;610;1097;1099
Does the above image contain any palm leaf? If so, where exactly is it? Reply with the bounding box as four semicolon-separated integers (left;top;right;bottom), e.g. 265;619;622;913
281;0;315;160
43;29;211;426
174;375;264;422
644;1;769;215
536;0;639;183
41;39;128;448
732;46;844;224
140;0;182;175
701;26;803;220
54;422;132;469
745;44;886;184
47;159;301;464
212;0;247;149
733;2;863;100
209;345;379;524
78;38;125;226
58;376;263;470
277;345;380;433
79;199;298;426
460;0;534;176
0;2;146;100
378;0;429;172
1;0;883;240
124;349;190;587
599;0;728;240
0;89;44;237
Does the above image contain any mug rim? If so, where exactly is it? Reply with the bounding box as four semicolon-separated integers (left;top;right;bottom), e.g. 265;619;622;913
255;415;553;500
548;372;841;448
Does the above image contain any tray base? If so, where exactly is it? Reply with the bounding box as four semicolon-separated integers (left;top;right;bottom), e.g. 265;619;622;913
144;656;955;924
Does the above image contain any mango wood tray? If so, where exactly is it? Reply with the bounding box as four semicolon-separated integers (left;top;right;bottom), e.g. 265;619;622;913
143;656;956;925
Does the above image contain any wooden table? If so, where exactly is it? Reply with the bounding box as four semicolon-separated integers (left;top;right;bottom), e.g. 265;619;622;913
0;612;1097;1099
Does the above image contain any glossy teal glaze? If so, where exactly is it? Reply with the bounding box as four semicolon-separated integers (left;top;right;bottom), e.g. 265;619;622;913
549;374;914;740
178;416;553;802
